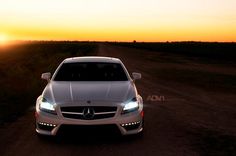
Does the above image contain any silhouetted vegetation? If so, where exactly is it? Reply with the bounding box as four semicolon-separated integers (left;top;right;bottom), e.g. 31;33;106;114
112;42;236;62
0;41;98;124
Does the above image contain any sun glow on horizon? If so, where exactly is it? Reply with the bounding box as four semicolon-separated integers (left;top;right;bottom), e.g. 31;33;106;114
0;0;236;42
0;34;8;45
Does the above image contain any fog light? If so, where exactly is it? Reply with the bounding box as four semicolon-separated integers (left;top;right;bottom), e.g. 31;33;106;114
121;121;141;131
38;122;57;127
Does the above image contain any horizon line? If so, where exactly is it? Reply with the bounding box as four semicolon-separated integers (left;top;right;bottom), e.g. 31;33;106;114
6;40;236;43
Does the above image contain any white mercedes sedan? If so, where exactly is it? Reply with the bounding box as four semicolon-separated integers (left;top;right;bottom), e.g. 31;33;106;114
35;56;143;136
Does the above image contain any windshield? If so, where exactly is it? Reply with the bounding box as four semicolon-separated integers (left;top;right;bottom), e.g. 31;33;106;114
54;62;128;81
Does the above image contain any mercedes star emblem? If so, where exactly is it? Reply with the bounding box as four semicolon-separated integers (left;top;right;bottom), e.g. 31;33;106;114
83;107;95;119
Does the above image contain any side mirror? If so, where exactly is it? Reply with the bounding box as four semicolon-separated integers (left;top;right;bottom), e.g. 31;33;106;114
132;72;141;80
41;72;51;82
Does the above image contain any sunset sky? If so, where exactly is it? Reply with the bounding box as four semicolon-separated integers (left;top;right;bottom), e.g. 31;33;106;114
0;0;235;42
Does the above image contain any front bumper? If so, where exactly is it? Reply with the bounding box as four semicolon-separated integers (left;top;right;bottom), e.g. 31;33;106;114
35;110;143;136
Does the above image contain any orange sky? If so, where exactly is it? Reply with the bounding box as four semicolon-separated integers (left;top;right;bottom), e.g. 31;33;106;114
0;0;236;42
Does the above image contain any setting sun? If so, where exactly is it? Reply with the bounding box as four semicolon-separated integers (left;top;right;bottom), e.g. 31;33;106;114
0;34;8;45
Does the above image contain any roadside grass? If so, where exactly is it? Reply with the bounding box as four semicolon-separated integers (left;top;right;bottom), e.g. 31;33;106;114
0;41;98;124
154;68;236;93
111;42;236;92
111;42;236;63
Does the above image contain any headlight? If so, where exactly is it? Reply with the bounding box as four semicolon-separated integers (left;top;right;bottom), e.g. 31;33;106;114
122;98;139;114
39;98;56;114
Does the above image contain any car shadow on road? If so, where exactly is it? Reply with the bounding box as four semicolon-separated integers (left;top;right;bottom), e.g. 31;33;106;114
37;128;143;145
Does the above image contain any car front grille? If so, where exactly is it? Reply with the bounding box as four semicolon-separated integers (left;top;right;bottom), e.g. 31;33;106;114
60;106;117;120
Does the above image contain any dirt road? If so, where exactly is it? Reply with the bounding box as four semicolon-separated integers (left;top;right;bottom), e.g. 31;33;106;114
0;43;235;156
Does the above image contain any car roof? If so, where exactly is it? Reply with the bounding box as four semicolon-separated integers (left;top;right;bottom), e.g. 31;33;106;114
63;56;121;63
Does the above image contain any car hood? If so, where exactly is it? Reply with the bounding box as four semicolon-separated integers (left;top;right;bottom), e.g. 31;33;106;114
42;81;136;105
